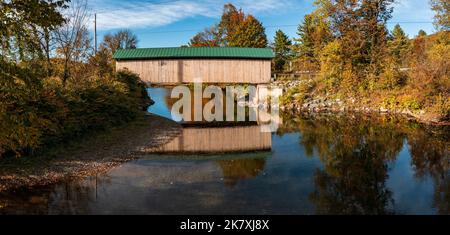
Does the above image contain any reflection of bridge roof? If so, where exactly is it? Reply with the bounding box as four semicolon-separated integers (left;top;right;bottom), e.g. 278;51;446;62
146;125;272;155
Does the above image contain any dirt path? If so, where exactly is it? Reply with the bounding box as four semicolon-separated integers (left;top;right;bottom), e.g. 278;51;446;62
0;113;182;193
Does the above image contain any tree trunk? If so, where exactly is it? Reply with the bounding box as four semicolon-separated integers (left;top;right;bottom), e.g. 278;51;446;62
44;29;53;77
63;58;69;85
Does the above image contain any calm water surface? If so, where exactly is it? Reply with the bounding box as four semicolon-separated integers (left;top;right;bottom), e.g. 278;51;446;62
0;87;448;214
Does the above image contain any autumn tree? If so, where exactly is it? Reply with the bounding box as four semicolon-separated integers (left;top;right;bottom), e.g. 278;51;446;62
377;24;411;89
283;0;448;121
0;0;68;62
90;29;139;77
1;0;68;157
188;26;220;47
273;30;292;72
54;0;92;83
34;1;70;76
430;0;450;30
188;3;267;48
102;29;138;53
320;0;394;87
229;15;268;48
217;3;245;46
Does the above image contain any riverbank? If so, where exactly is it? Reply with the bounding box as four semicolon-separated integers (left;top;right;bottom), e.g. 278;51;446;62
0;114;181;193
276;79;449;126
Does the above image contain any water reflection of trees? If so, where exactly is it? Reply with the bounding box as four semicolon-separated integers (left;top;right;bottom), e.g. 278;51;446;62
408;126;450;214
279;113;408;214
46;175;112;214
279;112;450;214
0;175;111;214
216;158;266;187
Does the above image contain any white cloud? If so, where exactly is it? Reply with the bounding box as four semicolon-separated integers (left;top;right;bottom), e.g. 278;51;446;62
235;0;293;14
88;0;294;30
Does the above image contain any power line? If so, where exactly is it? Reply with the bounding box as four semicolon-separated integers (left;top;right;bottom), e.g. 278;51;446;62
137;25;301;35
130;22;434;35
92;22;434;35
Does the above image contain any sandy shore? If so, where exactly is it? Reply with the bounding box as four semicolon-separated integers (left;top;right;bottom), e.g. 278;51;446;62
0;113;181;193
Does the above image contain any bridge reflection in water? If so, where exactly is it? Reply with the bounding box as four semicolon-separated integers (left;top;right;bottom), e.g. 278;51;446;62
140;86;276;189
146;86;278;154
147;123;272;154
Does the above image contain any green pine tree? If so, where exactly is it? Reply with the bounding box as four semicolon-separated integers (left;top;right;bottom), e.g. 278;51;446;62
294;9;331;69
417;29;427;37
388;24;410;62
295;14;315;60
273;30;292;72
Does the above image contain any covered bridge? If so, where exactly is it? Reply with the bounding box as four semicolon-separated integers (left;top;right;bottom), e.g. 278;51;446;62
113;47;274;84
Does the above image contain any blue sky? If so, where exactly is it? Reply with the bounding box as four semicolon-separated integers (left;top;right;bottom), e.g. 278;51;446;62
88;0;436;48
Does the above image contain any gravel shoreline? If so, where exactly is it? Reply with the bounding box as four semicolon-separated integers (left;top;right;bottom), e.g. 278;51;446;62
0;113;182;193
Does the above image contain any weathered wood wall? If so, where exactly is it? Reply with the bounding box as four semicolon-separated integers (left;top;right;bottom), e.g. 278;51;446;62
116;59;271;84
146;125;272;154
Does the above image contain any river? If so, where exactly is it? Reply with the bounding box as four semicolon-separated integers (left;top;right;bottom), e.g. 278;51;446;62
0;87;448;215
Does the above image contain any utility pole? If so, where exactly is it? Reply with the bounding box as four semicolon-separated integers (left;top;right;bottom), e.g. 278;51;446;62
94;13;97;55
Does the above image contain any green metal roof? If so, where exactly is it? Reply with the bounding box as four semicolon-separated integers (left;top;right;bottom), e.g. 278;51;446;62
113;47;274;60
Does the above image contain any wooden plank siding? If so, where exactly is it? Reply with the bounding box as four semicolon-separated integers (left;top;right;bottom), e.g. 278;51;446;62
145;125;272;154
116;59;271;84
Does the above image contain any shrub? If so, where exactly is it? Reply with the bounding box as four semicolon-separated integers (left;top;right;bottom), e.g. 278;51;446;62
280;81;315;106
318;40;344;91
0;64;150;158
378;57;407;90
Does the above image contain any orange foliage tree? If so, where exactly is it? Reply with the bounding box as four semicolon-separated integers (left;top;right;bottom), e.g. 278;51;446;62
188;3;267;48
